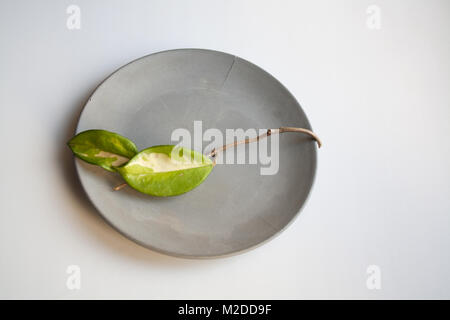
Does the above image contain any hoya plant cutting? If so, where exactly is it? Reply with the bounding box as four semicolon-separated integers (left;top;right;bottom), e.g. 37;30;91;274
68;128;321;196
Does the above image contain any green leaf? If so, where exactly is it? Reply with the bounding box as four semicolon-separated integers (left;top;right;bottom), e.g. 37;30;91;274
116;145;214;196
67;129;138;172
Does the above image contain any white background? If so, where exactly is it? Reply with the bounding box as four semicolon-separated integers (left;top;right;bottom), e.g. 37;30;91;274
1;0;449;299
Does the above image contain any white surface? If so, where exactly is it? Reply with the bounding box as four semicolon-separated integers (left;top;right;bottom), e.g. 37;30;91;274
1;0;449;299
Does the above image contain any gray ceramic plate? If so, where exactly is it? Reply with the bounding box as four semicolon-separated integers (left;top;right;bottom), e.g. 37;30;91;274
75;49;317;258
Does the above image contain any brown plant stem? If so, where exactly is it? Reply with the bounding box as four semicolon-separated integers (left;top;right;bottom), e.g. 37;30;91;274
207;127;321;158
113;183;127;191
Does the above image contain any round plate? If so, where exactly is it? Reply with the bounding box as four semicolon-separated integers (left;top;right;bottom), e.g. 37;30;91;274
75;49;317;258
